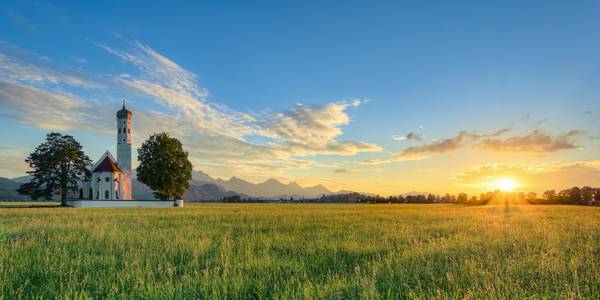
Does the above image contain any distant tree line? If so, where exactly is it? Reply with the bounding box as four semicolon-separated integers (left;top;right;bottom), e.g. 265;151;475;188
221;186;600;206
529;186;600;205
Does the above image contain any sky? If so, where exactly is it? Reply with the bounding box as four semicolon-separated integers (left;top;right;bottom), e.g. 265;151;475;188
0;0;599;195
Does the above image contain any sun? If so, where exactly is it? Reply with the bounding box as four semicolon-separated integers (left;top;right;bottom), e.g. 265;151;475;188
491;178;520;191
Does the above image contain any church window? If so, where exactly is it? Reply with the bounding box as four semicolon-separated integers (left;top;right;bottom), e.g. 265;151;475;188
89;188;93;199
105;190;109;199
96;190;99;199
105;177;110;182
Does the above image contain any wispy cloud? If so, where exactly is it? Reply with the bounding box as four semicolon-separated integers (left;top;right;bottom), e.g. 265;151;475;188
359;159;391;165
392;132;423;142
96;40;256;138
0;81;111;132
0;42;100;90
71;57;87;64
333;168;352;173
393;129;583;161
0;155;28;178
0;38;381;176
479;130;583;153
394;131;479;161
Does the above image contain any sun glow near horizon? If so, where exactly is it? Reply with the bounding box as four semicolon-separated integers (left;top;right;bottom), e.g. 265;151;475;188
488;177;522;192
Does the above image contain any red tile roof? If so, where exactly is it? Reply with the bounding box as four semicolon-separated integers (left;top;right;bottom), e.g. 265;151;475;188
92;156;121;173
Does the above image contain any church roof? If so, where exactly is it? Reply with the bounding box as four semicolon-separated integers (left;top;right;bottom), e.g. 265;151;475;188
92;155;121;173
117;100;132;118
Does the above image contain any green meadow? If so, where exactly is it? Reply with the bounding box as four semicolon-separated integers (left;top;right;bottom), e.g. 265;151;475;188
1;204;599;299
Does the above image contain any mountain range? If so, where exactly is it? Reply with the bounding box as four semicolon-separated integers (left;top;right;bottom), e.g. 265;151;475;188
0;171;334;201
187;170;332;199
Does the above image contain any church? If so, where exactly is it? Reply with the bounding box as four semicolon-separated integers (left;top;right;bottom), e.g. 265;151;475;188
79;102;133;200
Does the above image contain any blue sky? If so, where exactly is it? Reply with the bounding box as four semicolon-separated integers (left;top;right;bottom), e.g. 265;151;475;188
1;1;599;194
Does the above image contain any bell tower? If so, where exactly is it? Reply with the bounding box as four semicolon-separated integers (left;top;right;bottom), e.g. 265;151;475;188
116;100;132;199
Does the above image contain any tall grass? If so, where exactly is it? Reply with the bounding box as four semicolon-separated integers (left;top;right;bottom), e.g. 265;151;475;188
1;204;599;299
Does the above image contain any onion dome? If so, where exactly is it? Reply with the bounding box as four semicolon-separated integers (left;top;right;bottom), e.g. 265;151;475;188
116;100;132;118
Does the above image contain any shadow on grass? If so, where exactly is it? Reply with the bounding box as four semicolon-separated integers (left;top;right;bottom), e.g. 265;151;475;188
0;204;63;209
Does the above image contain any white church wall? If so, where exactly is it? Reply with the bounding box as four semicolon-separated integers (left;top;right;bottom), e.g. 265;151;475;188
92;171;120;200
76;180;92;199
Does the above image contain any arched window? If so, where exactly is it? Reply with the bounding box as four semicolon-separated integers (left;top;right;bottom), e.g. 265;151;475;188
105;177;110;182
105;190;109;199
89;188;93;199
96;190;99;199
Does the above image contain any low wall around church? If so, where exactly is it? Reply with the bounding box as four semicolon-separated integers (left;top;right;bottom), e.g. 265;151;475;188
67;199;183;208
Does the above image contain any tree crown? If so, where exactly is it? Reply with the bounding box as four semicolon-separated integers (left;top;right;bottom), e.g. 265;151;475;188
18;132;91;202
137;132;193;200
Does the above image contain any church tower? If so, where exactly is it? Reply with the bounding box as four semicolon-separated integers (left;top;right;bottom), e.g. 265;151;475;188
116;100;132;199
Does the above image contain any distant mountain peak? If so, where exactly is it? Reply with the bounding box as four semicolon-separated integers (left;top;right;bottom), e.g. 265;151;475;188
191;170;215;182
288;181;301;188
229;176;246;182
187;170;335;199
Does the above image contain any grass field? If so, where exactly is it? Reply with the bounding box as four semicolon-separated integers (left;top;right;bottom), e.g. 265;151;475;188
0;201;60;208
1;204;599;299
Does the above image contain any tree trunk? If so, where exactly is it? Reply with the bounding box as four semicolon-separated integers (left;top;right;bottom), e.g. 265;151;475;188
61;183;68;207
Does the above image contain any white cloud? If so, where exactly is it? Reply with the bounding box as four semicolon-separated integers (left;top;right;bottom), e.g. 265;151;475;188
264;100;381;156
0;39;382;177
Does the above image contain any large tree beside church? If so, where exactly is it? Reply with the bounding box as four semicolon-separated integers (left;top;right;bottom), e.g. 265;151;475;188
17;132;92;206
137;132;193;200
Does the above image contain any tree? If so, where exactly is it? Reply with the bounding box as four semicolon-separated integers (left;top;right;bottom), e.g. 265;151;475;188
137;132;193;200
427;194;437;203
17;132;91;206
526;192;538;203
569;187;582;204
542;190;556;203
581;186;594;204
457;193;468;203
557;189;571;204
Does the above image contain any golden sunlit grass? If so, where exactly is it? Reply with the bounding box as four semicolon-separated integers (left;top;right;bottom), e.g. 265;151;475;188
1;204;600;298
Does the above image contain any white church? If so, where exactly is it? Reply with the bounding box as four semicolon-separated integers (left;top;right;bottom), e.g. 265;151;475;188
78;102;132;201
70;102;182;207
